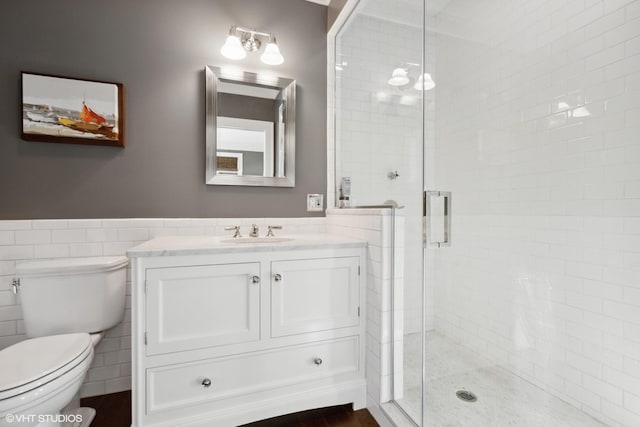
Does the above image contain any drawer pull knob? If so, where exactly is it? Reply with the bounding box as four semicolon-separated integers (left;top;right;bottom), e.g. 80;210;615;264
274;273;282;282
201;378;212;388
250;275;260;284
313;357;323;366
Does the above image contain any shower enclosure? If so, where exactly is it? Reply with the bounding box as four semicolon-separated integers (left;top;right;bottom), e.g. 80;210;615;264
334;0;640;426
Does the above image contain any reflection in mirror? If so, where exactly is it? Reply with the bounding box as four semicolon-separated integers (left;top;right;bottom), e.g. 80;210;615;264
205;66;295;187
217;117;274;176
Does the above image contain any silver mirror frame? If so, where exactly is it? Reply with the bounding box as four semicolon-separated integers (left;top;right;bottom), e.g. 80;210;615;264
205;66;296;187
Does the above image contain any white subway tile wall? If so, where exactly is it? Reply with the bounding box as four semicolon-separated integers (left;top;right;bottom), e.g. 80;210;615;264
327;208;395;407
430;0;640;425
0;218;326;397
334;0;640;425
335;12;427;336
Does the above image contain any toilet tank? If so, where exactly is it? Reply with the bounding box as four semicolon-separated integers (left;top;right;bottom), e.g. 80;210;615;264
16;256;129;338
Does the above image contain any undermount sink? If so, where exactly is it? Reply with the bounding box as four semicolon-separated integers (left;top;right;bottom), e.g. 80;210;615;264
221;237;294;244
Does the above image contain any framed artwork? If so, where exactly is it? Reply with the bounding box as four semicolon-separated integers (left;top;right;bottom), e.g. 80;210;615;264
21;71;125;147
216;152;244;175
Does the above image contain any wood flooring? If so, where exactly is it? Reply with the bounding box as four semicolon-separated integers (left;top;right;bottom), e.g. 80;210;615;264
81;391;379;427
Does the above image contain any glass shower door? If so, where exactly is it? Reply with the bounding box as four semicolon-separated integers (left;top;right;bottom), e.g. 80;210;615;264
423;0;640;426
333;0;427;424
337;0;640;425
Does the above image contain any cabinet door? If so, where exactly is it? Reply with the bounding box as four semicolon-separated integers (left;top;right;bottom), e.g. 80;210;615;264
271;257;360;337
146;337;359;413
146;263;260;355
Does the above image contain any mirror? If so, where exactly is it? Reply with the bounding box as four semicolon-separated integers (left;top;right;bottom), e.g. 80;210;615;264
205;66;295;187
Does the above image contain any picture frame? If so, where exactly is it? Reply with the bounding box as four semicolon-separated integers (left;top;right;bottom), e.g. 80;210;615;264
21;71;125;147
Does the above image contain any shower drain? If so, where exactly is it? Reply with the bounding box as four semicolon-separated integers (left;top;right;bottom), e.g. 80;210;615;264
456;390;478;402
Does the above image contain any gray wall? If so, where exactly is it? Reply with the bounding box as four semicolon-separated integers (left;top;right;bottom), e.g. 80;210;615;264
328;0;349;30
223;151;264;176
0;0;327;219
219;94;277;122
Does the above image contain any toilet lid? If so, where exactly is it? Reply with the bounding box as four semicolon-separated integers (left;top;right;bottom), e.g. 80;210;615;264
16;256;128;276
0;333;91;396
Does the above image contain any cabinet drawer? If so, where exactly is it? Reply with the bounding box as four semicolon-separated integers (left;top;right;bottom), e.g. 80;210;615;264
145;263;260;355
146;336;359;414
271;257;360;337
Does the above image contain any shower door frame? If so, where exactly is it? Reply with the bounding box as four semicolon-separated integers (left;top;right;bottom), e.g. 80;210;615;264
328;0;429;425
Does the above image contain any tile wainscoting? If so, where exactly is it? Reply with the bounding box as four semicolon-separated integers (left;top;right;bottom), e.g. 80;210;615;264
326;208;398;408
0;211;395;406
0;217;326;397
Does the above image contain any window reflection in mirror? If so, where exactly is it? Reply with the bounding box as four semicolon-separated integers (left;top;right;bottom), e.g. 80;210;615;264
217;118;272;176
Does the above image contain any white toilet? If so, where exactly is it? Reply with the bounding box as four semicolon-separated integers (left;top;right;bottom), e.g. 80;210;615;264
0;256;129;427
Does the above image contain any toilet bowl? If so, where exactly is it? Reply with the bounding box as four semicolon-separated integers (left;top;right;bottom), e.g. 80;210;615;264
0;256;128;427
0;334;93;427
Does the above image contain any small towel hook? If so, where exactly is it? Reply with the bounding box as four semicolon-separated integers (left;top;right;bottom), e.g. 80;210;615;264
387;170;399;180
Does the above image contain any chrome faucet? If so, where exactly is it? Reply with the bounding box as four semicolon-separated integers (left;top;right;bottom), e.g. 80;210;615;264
267;225;282;237
250;224;260;237
224;226;242;238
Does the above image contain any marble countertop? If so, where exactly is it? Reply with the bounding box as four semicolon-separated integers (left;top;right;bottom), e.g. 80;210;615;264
126;234;366;258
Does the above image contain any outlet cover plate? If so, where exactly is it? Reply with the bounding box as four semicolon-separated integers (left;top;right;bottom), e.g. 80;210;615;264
307;194;324;212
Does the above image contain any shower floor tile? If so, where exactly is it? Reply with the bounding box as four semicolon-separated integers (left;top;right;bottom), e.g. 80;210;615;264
396;332;607;427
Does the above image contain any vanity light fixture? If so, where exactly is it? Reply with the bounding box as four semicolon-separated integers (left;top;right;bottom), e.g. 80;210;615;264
387;65;436;91
220;29;246;60
221;26;284;65
414;72;436;91
388;67;410;86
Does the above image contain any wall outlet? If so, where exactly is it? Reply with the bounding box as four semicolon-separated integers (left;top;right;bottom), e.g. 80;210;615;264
307;194;324;212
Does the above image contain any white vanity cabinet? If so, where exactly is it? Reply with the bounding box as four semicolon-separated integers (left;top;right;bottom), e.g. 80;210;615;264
145;262;261;356
128;236;367;427
270;257;360;337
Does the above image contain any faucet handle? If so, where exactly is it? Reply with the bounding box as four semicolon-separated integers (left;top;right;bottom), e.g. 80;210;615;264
224;225;242;238
267;225;282;237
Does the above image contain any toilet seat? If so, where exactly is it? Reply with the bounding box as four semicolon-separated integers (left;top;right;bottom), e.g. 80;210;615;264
0;333;92;400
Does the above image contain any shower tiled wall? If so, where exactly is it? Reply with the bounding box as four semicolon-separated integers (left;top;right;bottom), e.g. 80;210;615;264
326;208;396;407
335;13;423;209
335;11;430;334
433;0;640;425
0;217;326;397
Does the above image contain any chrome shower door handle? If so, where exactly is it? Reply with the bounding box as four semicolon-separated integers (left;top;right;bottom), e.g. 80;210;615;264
424;191;451;247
